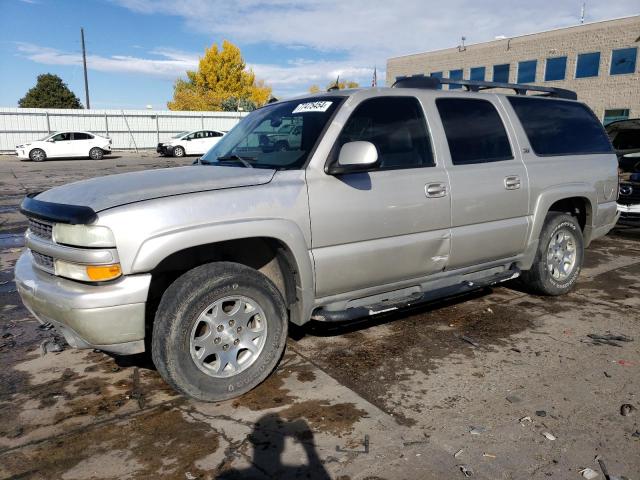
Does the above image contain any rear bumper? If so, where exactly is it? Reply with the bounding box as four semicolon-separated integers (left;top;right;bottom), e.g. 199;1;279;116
14;251;151;355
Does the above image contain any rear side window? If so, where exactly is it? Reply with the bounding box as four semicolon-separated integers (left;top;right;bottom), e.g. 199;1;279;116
337;97;434;169
73;132;93;140
508;97;613;156
436;98;513;165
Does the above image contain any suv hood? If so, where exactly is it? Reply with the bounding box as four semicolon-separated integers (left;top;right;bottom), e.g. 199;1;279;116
35;165;275;212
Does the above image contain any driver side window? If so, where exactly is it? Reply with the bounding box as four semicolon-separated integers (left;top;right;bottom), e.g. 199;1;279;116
336;97;435;169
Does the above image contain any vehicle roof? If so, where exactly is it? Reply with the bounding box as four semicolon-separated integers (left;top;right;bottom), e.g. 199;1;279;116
279;87;577;104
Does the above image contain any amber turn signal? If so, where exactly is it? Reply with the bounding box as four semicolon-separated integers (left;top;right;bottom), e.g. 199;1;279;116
86;264;122;281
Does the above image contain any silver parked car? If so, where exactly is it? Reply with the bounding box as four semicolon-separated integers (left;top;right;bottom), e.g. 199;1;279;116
15;76;619;401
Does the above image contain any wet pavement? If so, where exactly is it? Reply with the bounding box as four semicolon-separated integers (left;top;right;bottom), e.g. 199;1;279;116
0;153;638;479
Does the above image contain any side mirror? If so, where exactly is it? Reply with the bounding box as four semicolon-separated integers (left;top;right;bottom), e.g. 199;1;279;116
328;141;378;175
185;137;191;141
47;138;55;142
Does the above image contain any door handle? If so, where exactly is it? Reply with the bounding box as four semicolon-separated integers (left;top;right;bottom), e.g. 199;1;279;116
425;183;447;198
504;175;521;190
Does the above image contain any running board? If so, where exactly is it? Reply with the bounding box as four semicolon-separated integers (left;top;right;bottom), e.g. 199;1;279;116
311;268;520;323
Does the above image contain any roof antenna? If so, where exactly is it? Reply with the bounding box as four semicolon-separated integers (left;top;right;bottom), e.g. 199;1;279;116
328;74;340;91
458;36;466;52
580;2;586;24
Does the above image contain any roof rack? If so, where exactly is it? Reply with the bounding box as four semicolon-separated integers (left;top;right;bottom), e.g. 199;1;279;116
391;74;577;100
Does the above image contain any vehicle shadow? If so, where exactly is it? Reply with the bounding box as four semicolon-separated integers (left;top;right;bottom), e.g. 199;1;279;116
217;412;331;480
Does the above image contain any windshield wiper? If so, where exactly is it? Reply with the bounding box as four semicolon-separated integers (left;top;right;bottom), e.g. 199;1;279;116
214;154;256;168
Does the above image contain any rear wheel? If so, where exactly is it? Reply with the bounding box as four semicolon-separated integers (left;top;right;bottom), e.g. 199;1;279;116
89;147;104;160
152;262;288;401
520;213;583;295
173;146;185;157
29;148;46;162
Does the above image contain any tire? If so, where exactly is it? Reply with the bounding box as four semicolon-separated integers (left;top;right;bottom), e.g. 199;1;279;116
89;147;104;160
173;146;185;157
29;148;46;162
520;213;584;296
152;261;288;401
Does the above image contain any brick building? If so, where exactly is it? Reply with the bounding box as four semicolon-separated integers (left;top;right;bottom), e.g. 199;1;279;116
387;15;639;124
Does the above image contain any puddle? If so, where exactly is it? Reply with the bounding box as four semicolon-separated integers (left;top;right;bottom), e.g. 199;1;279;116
0;234;24;248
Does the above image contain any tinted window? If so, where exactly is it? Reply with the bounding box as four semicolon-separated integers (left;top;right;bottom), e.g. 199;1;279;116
336;97;434;169
517;60;537;83
493;64;510;83
576;52;600;78
449;69;463;89
72;132;93;140
508;97;613;156
51;132;71;141
470;67;485;81
430;71;443;90
436;98;513;165
545;57;567;81
610;47;637;75
212;131;223;137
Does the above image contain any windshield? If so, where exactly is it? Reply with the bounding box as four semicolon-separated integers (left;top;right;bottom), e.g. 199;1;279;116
172;131;189;139
200;96;343;169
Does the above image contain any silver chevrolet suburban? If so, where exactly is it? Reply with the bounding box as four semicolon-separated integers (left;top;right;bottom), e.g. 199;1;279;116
15;76;620;401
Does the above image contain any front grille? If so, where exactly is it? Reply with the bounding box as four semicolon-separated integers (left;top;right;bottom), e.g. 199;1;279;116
618;182;640;206
28;219;53;240
32;251;54;272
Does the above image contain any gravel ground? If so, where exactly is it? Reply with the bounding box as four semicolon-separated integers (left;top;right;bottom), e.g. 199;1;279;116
0;152;638;479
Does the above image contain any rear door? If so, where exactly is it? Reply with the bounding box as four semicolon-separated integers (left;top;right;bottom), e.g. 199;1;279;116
71;132;93;157
435;97;529;269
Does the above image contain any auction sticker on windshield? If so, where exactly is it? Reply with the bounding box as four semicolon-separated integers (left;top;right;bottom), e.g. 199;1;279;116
292;101;333;114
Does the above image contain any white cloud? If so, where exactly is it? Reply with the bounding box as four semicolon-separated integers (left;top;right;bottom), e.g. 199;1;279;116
15;42;198;78
16;1;640;97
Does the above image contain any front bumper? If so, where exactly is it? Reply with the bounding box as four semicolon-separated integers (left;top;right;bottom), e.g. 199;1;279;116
618;203;640;224
14;251;151;355
157;143;173;155
15;148;28;159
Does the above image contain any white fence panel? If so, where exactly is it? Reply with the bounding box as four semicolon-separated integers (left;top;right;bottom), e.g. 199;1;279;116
0;108;247;152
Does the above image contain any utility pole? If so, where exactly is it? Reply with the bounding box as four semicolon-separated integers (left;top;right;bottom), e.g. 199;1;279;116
580;2;586;24
81;27;90;109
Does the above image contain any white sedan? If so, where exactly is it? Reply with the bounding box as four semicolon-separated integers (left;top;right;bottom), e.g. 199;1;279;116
16;131;112;161
157;130;225;157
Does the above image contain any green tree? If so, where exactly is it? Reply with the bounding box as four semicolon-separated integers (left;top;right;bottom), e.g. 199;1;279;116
18;74;82;109
168;40;271;111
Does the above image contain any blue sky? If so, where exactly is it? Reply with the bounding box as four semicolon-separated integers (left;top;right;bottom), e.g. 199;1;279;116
0;0;638;109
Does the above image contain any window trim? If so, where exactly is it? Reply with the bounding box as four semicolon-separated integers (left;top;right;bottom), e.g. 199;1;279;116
436;97;515;166
508;96;614;157
325;95;437;174
609;47;638;76
574;51;600;79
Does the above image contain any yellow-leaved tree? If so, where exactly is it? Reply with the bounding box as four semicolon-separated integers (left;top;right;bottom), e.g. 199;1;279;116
308;79;359;93
168;40;272;111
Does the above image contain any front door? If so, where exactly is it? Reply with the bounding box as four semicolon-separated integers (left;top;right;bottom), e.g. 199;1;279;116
47;132;73;158
308;96;451;299
435;97;529;270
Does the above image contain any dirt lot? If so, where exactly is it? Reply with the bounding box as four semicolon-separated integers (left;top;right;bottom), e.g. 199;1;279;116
0;153;638;480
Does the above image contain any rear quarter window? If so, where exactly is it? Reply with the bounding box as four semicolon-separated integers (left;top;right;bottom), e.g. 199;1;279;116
508;97;613;156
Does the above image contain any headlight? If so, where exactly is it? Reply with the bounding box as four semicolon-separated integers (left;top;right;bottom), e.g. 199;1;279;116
52;224;116;248
55;259;122;282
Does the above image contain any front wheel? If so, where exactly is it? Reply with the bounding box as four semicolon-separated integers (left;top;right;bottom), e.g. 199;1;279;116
520;213;584;295
89;147;104;160
29;148;46;162
152;262;288;401
173;146;185;157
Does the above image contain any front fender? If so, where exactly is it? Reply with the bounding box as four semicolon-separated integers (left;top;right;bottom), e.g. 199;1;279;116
131;218;316;324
